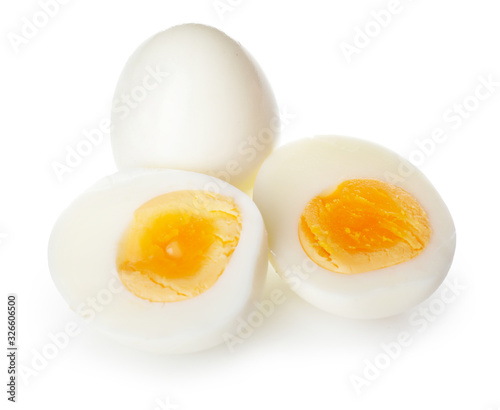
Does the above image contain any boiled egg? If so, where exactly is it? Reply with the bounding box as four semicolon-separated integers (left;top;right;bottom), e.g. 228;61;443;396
253;135;456;319
110;23;278;192
48;169;268;353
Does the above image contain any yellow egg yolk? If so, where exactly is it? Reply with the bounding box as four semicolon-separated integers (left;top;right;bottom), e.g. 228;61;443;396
299;179;431;274
116;190;241;302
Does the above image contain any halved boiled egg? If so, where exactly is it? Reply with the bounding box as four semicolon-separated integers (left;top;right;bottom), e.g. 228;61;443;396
48;169;268;353
253;136;456;319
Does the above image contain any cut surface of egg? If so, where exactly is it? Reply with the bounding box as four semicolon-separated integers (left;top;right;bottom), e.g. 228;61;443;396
253;136;456;319
48;169;268;353
110;23;279;192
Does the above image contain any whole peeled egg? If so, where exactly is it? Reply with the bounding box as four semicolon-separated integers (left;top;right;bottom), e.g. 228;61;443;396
110;24;279;192
48;169;268;353
253;135;456;319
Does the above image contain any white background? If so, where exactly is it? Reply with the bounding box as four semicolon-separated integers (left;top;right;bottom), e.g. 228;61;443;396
1;0;500;409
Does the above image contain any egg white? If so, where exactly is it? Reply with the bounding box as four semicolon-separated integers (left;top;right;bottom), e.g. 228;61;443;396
253;136;456;319
48;169;268;353
110;24;278;192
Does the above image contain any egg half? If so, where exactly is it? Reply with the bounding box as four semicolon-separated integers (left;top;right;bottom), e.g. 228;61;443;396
253;136;456;319
48;169;268;353
110;23;279;192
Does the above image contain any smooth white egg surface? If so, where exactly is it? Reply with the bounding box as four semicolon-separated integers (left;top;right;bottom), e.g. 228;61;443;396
110;23;278;192
48;169;268;353
253;135;456;319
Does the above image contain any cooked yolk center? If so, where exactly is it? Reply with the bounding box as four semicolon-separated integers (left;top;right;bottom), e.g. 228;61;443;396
116;190;241;302
298;179;431;274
